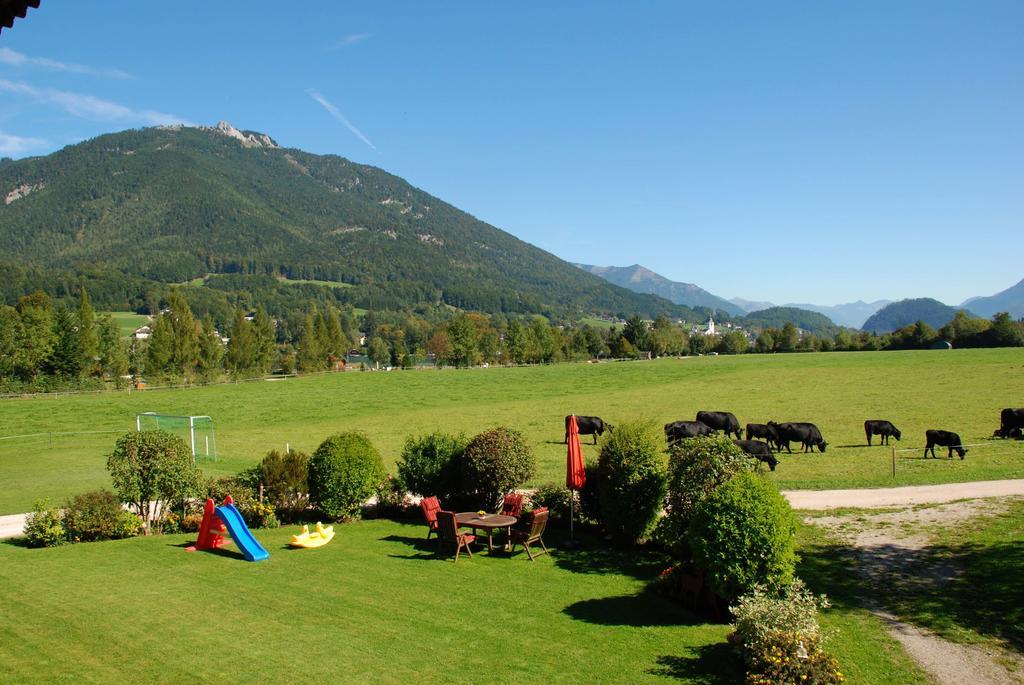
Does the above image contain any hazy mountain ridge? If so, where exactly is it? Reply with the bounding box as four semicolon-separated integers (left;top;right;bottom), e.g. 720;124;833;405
960;278;1024;319
861;298;975;333
573;263;745;316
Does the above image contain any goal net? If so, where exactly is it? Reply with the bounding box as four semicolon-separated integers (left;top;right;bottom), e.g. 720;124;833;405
135;413;217;462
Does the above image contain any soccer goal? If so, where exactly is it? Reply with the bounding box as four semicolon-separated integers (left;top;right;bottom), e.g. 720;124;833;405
135;413;217;462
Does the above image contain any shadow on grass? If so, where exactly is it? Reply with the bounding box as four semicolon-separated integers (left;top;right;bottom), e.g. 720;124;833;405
648;644;743;683
1;536;32;548
553;537;669;580
563;586;704;628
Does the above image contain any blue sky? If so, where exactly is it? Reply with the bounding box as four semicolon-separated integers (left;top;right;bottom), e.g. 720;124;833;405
1;2;1021;306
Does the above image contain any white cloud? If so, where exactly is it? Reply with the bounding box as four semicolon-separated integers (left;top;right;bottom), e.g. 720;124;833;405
306;89;376;151
0;47;133;79
331;33;371;48
0;131;49;156
0;79;190;126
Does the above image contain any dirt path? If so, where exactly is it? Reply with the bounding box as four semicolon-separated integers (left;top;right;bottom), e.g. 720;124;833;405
783;478;1024;510
808;497;1024;684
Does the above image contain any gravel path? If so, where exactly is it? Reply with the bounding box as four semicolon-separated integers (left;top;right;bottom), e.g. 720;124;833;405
783;478;1024;510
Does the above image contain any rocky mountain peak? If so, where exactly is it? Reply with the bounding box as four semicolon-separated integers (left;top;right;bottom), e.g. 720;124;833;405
212;121;279;148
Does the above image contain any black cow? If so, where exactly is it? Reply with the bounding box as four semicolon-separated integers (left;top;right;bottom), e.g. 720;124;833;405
696;411;742;439
770;421;828;453
733;439;779;471
746;423;780;450
865;420;902;446
665;420;715;445
995;408;1024;438
565;415;612;445
924;430;968;459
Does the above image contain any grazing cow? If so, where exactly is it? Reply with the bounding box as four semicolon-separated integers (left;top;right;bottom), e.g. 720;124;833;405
733;439;779;471
565;415;612;445
696;411;743;439
770;421;828;453
994;408;1024;438
746;423;780;450
924;430;968;459
664;420;715;445
865;420;902;446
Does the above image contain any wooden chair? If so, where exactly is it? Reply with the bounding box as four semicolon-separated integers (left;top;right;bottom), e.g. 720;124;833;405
509;507;549;560
500;493;524;517
436;510;476;562
420;496;441;540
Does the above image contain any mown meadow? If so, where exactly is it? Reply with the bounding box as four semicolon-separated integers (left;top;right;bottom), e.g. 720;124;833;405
1;348;1022;515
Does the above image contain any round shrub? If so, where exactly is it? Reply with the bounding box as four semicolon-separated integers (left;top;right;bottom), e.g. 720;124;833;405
64;489;142;542
664;435;755;557
461;427;535;511
687;472;797;602
595;419;667;546
23;499;66;548
308;431;387;521
396;431;468;502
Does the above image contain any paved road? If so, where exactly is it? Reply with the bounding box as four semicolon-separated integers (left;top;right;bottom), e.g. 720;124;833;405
783;479;1024;510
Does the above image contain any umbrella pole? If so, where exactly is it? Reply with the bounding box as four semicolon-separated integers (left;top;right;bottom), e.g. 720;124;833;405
570;494;574;541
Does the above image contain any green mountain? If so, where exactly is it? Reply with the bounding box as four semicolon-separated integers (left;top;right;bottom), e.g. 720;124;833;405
0;123;696;321
862;298;972;333
961;278;1024;319
574;263;745;316
742;306;842;337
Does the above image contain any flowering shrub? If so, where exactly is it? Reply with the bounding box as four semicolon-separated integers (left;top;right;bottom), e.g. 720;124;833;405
23;499;66;548
531;482;572;522
731;581;828;657
744;632;843;685
731;581;842;684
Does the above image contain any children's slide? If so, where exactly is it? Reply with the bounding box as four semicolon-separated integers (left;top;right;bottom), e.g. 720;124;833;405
215;503;270;562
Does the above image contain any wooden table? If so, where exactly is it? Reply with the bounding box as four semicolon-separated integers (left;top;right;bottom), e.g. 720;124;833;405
456;512;517;551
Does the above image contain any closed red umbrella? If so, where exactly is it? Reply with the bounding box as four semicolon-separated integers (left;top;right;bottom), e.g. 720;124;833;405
566;415;586;542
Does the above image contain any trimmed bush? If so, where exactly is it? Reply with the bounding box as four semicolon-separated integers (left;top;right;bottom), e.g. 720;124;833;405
308;431;387;521
23;499;66;548
461;427;535;511
687;472;797;602
396;431;468;502
257;449;310;517
106;430;202;534
64;490;142;542
664;436;755;558
595;420;667;546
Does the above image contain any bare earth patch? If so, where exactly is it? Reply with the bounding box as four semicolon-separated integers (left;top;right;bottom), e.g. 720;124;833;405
807;498;1024;685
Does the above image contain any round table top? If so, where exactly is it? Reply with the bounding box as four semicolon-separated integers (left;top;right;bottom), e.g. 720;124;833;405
456;512;517;528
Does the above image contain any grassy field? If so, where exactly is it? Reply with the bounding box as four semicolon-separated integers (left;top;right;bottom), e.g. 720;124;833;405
104;311;150;338
0;518;925;684
1;349;1022;514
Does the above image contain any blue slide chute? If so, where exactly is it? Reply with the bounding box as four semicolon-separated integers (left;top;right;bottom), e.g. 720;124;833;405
215;503;270;562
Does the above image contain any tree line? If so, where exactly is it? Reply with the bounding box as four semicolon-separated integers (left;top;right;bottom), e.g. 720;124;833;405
2;286;1021;393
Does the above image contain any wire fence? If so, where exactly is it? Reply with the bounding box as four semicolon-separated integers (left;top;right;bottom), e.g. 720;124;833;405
890;440;1021;478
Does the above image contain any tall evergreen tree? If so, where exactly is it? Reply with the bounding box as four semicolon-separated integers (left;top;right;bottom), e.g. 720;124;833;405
198;315;225;376
47;306;84;378
167;290;200;373
14;292;55;381
252;307;277;373
225;309;255;373
296;313;321;373
76;286;99;376
97;314;129;384
146;314;174;376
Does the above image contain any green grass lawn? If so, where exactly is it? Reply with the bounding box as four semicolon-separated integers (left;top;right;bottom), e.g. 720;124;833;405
103;311;150;338
1;349;1022;514
0;517;927;684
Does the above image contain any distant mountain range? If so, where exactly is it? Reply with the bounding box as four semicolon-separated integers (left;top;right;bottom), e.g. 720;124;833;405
581;263;1022;331
573;264;745;316
961;278;1024;319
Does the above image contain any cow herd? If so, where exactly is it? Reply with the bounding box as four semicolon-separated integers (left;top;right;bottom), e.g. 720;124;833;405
565;406;1024;471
